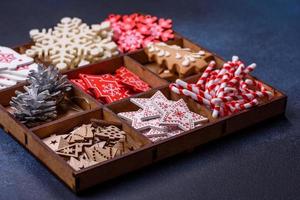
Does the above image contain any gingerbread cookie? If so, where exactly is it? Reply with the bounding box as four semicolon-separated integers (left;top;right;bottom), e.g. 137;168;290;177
145;42;213;78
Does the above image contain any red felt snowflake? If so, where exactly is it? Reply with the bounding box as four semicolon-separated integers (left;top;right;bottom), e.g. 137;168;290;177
117;30;144;53
104;13;175;53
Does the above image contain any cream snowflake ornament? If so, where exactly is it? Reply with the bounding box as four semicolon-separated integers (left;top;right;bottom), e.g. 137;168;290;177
26;17;119;70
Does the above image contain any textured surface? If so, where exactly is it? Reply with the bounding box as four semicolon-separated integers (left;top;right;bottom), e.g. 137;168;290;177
0;0;299;199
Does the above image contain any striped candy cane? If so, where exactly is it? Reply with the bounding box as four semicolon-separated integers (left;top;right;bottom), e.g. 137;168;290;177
196;60;216;88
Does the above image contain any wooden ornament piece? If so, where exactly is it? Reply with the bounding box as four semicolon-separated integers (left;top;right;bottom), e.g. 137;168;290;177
42;119;143;170
95;125;126;142
26;17;119;70
85;142;118;162
145;42;213;78
56;143;83;158
118;91;208;142
43;134;61;151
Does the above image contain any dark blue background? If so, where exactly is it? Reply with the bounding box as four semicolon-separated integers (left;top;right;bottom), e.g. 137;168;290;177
0;0;299;199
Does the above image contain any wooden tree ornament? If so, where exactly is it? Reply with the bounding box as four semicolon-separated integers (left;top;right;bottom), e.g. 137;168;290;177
42;119;142;170
145;42;214;78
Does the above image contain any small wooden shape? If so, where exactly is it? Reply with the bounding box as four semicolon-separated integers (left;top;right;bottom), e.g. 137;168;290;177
113;140;125;153
57;136;69;149
68;157;85;171
43;134;61;151
56;143;83;158
26;18;119;70
68;153;98;171
94;125;126;141
85;142;117;162
67;124;95;143
145;42;209;78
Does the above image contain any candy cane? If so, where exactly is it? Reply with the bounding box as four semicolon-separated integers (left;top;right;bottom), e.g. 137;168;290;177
169;56;273;118
169;83;183;95
243;63;256;74
212;104;221;118
236;99;258;110
175;79;201;94
196;60;216;88
182;89;211;106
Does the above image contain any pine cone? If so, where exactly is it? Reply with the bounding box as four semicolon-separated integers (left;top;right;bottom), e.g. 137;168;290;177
10;64;72;127
27;65;72;102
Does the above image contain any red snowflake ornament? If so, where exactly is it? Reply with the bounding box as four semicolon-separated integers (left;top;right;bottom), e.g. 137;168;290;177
148;23;164;39
104;13;175;53
141;15;158;25
158;18;172;29
121;21;136;31
161;29;175;42
117;30;144;53
111;21;124;40
122;14;136;24
137;23;150;35
107;14;121;23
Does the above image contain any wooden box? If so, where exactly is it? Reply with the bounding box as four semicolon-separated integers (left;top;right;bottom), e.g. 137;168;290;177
0;33;287;193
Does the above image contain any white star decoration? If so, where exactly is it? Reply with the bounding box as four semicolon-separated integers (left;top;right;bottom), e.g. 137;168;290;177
160;99;208;131
117;91;208;142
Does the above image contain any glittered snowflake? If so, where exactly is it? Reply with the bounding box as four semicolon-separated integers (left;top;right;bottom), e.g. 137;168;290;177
26;17;119;70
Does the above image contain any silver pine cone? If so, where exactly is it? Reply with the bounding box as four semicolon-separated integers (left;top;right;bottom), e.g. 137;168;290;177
10;65;72;127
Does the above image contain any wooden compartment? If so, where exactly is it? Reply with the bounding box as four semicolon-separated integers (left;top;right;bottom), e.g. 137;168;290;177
65;55;169;104
0;32;287;193
222;77;287;135
28;108;153;192
169;68;287;137
128;37;216;82
107;86;224;160
0;82;101;131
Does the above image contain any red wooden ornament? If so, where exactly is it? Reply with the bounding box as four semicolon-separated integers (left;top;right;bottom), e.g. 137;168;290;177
115;67;150;92
80;74;130;103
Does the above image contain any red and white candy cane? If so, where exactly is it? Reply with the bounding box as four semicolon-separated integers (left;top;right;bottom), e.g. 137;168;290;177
169;56;274;118
182;89;211;106
196;60;216;88
175;79;212;100
175;79;200;94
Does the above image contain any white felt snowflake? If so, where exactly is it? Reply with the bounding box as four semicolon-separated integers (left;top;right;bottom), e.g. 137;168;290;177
26;17;119;70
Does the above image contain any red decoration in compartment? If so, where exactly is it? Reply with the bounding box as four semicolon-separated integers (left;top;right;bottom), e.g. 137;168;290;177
115;67;151;92
104;13;175;53
117;30;144;53
70;67;151;104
